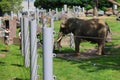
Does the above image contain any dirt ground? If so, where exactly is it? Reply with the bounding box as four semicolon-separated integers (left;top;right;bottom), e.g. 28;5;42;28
56;49;98;60
0;53;6;57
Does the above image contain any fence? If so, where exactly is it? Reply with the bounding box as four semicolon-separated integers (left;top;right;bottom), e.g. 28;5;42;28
20;17;38;80
20;13;55;80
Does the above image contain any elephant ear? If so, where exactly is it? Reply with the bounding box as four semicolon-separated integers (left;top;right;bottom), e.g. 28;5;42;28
61;23;65;28
60;19;67;28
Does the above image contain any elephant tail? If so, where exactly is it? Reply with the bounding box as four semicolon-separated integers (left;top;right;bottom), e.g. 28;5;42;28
106;22;112;34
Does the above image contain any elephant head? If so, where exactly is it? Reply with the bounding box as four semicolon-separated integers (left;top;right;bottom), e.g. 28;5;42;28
56;18;82;51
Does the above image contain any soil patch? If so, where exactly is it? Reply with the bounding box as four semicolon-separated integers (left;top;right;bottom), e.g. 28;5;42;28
56;49;99;60
0;53;6;57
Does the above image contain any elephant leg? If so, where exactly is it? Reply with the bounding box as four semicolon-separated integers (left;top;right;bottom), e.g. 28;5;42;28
57;42;62;52
102;46;105;55
97;43;104;55
74;38;80;56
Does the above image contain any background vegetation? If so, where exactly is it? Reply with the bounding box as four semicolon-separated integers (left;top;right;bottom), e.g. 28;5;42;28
34;0;120;11
0;0;22;15
0;0;120;16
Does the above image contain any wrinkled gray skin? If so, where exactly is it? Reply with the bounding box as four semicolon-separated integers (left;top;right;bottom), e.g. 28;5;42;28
57;18;112;56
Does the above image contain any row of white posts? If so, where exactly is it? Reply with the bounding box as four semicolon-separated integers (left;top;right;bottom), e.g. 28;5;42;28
20;15;55;80
21;17;37;80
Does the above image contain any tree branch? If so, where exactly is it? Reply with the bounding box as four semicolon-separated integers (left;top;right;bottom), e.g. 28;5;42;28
108;0;120;6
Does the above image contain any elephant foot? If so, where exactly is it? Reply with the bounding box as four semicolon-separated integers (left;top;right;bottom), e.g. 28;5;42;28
102;51;105;55
96;51;105;55
73;53;80;56
96;51;102;56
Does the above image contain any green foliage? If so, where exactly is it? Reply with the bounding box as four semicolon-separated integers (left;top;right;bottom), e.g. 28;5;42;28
116;0;120;3
0;44;30;80
86;5;93;10
34;0;120;11
118;7;120;10
0;0;23;13
34;0;61;9
98;0;113;11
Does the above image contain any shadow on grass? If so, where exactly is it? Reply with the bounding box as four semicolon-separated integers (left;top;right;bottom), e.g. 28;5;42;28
14;53;23;56
11;64;23;67
54;48;75;54
12;77;29;80
0;49;9;52
0;61;5;66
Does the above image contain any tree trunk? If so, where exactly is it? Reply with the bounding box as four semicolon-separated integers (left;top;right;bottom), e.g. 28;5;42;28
93;0;98;17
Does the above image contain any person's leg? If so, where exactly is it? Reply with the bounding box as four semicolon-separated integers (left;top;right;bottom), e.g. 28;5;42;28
5;38;9;51
19;39;21;49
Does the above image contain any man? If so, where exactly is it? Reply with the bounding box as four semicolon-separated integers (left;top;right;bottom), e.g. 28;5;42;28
4;28;10;51
18;29;21;49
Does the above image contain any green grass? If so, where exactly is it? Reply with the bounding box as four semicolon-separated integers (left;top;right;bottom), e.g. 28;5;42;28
0;17;120;80
53;57;120;80
0;44;30;80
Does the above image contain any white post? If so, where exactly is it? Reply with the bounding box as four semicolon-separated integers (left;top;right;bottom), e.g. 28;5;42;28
73;6;75;13
28;0;30;16
30;20;38;80
0;17;1;28
55;8;58;20
18;11;22;21
64;4;67;12
113;4;117;14
42;24;54;80
113;4;117;10
82;7;85;13
11;11;13;20
36;8;40;26
62;8;64;14
50;17;55;50
23;17;30;67
78;6;81;13
51;17;54;31
49;9;52;16
55;8;58;14
20;17;24;56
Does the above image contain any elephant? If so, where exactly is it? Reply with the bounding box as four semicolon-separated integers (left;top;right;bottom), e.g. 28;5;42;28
56;18;112;56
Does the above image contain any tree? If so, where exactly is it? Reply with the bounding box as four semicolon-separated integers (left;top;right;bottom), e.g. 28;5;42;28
34;0;92;9
93;0;98;17
108;0;120;6
34;0;120;10
0;0;23;13
34;0;61;9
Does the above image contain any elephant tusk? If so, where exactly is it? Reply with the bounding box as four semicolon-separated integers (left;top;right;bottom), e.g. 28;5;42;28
57;35;63;42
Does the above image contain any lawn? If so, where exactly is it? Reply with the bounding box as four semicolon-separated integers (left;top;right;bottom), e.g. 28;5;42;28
0;44;30;80
0;16;120;80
